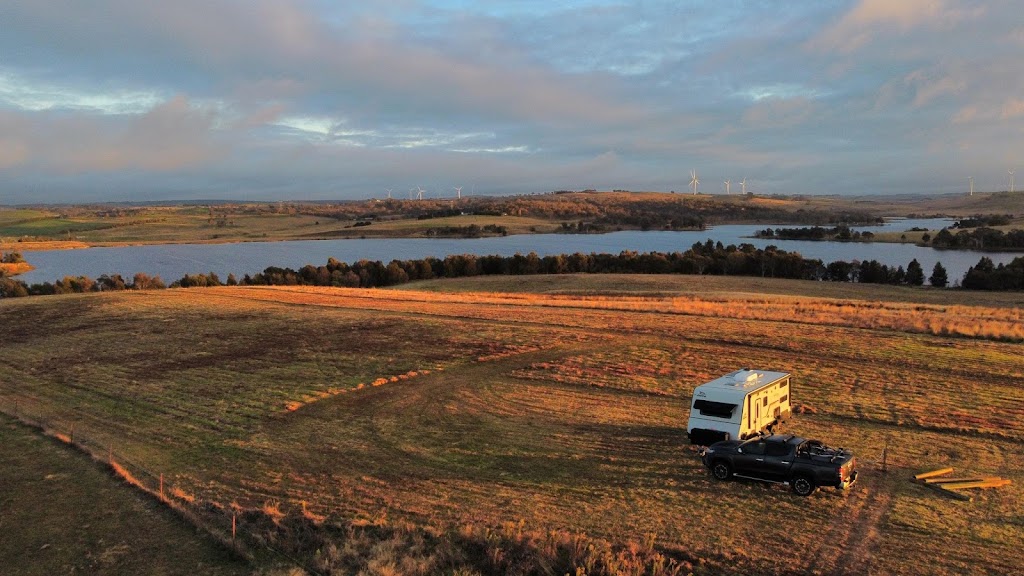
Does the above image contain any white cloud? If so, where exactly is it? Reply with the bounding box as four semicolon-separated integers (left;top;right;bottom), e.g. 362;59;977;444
0;68;164;115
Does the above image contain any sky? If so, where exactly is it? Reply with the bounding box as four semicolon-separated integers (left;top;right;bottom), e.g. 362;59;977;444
0;0;1022;204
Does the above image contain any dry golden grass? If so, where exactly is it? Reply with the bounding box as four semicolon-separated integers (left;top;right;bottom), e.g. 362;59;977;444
236;284;1024;342
400;273;1024;308
0;261;34;275
1;282;1021;575
0;240;91;252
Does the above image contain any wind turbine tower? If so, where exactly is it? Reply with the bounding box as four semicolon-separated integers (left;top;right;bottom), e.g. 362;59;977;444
740;178;747;195
417;186;425;200
1010;170;1016;193
454;186;462;199
385;188;393;199
690;170;699;195
724;179;731;195
968;177;973;196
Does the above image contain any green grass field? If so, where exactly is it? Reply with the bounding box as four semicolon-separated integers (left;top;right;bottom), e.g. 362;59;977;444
1;278;1021;575
0;415;250;576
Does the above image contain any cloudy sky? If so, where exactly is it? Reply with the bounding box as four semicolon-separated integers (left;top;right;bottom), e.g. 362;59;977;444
0;0;1021;203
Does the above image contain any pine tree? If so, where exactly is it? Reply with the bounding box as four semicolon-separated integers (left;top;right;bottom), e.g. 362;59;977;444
929;262;948;288
906;259;925;286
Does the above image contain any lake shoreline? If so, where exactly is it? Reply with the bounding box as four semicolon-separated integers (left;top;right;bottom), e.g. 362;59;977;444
0;222;965;253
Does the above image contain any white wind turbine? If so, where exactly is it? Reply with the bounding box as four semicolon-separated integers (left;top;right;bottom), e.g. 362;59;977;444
1010;170;1016;193
740;178;747;194
385;188;393;199
454;186;462;199
968;177;973;196
690;169;699;195
416;185;425;200
724;179;731;195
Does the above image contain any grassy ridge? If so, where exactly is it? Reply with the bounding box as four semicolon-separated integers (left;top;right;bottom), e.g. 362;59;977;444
0;415;249;576
1;279;1021;574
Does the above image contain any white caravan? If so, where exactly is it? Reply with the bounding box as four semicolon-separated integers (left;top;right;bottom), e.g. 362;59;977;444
687;369;792;445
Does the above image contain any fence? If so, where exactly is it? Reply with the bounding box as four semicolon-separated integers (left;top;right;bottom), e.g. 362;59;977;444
2;397;322;575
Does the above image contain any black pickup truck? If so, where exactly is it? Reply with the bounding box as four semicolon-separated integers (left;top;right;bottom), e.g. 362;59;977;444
700;434;858;496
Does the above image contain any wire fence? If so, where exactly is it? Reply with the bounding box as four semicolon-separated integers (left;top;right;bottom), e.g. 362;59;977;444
2;396;323;576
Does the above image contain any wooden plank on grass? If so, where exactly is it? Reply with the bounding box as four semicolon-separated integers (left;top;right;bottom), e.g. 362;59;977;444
914;467;954;480
923;476;990;484
940;479;1011;490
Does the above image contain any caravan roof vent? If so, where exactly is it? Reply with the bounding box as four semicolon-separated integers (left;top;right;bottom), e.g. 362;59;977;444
734;370;761;385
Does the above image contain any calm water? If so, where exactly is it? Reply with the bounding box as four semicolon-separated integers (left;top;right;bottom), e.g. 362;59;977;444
14;218;1018;285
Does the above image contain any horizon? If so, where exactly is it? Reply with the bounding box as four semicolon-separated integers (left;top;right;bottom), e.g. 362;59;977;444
1;1;1021;203
0;189;999;209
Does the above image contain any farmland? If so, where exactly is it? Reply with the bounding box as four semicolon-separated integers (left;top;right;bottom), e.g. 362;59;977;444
0;415;250;575
1;276;1022;575
4;190;1024;251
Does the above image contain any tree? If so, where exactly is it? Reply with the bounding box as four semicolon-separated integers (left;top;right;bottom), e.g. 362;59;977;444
132;273;166;290
905;259;925;286
929;262;948;288
826;260;855;282
0;277;29;297
931;228;955;248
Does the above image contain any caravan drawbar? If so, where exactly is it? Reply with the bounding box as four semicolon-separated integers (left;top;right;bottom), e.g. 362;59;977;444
687;369;792;445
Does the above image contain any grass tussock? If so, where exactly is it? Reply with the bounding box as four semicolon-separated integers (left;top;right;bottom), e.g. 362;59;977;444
235;505;696;576
170;486;197;504
109;461;146;491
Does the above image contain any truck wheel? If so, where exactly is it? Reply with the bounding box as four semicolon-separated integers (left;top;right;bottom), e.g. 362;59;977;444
711;461;732;481
792;476;816;496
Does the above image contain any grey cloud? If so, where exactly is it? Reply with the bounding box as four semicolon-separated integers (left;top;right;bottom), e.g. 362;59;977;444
0;1;1022;203
0;96;223;174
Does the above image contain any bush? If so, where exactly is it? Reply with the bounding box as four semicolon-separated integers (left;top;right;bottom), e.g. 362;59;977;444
1;251;26;264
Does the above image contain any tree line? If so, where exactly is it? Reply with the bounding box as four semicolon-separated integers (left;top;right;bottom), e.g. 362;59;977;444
930;227;1024;250
5;242;1023;298
755;225;876;241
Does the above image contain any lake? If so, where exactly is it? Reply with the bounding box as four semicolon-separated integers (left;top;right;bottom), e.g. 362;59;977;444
13;218;1018;285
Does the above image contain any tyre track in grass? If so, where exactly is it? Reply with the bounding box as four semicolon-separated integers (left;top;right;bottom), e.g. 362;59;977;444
833;481;891;576
802;473;891;576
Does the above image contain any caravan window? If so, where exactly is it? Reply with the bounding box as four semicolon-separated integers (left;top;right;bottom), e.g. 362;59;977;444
693;400;737;418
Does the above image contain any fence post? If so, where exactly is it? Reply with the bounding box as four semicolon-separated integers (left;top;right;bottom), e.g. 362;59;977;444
232;513;237;545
